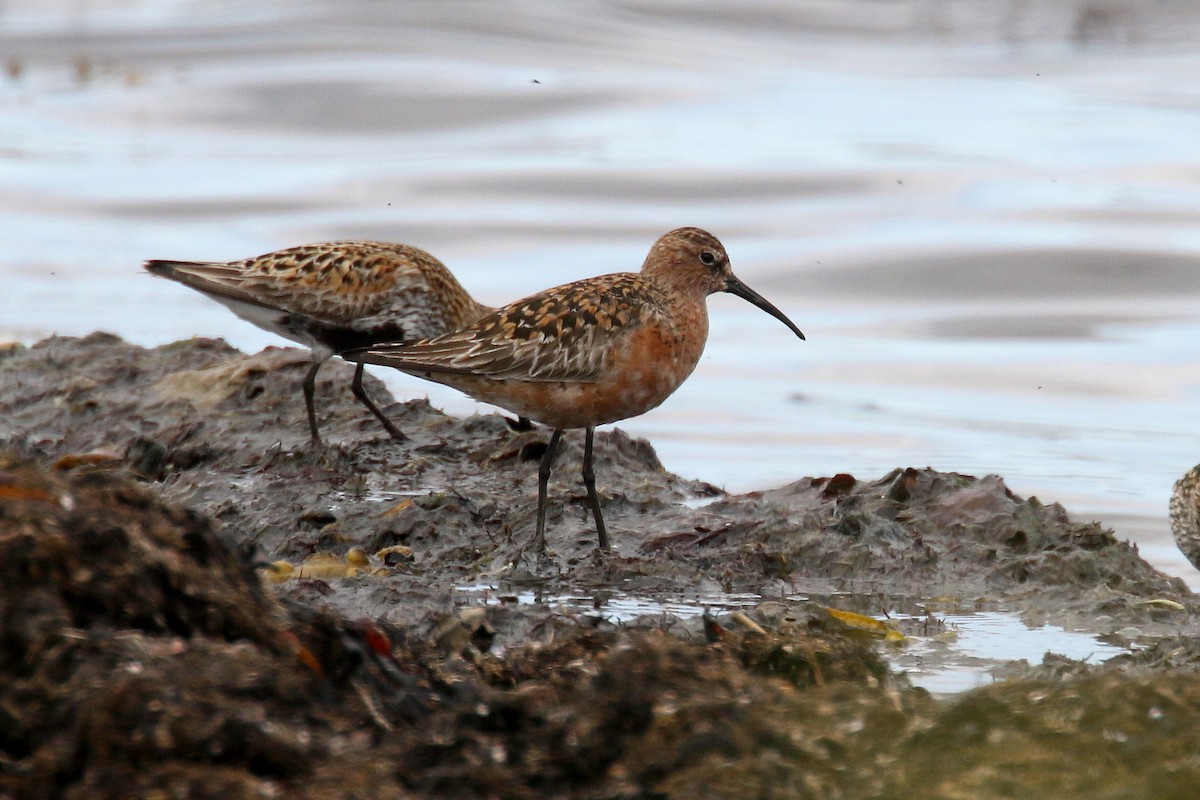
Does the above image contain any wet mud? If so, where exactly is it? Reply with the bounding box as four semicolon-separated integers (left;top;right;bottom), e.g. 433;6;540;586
3;333;1200;798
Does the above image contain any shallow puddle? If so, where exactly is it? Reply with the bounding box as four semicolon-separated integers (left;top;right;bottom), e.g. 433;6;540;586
457;583;766;623
887;610;1130;695
457;584;1132;695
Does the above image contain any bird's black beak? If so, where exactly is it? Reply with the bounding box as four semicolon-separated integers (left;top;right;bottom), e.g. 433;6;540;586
724;274;805;340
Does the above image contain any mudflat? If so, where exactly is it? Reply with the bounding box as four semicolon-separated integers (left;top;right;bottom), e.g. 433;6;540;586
2;333;1200;798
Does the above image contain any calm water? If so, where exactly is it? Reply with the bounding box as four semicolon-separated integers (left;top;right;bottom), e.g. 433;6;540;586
4;0;1200;589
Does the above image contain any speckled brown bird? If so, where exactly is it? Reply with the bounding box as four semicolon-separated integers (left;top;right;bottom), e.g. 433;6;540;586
145;240;496;445
1170;464;1200;571
348;227;805;554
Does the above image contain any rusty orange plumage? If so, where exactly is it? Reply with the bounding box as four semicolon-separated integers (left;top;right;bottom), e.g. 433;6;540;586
145;240;494;445
349;227;805;554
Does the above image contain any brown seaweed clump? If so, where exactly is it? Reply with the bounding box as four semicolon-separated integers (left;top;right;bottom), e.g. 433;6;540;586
0;455;425;798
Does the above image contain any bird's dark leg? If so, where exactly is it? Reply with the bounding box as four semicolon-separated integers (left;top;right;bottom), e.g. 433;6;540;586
534;429;564;554
349;361;406;441
302;357;325;446
581;426;609;550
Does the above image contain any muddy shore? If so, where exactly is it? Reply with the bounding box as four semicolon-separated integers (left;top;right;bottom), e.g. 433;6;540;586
3;333;1200;798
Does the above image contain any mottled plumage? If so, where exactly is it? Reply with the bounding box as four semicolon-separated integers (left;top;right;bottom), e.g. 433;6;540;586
350;227;805;554
145;240;494;444
1170;464;1200;570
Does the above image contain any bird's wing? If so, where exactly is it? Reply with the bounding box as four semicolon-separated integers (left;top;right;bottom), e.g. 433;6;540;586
353;273;660;383
144;241;438;324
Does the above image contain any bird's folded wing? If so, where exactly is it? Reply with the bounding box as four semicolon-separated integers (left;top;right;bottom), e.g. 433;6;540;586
352;273;659;383
146;249;424;324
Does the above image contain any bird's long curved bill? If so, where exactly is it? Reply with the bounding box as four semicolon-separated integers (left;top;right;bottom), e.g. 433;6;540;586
725;275;805;340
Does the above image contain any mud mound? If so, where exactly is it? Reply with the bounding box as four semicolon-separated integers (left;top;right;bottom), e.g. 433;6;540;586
686;467;1189;616
1;334;1191;635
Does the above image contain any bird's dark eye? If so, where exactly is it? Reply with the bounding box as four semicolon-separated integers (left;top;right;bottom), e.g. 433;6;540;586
699;250;718;266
